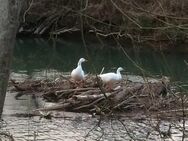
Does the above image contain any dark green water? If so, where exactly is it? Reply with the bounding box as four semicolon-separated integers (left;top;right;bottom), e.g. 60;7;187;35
13;38;188;84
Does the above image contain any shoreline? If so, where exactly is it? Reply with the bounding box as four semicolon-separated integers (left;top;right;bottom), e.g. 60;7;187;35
17;0;187;51
16;32;188;53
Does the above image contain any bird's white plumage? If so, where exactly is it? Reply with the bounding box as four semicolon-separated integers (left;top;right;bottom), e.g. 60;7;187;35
71;58;87;81
71;66;84;80
99;67;123;84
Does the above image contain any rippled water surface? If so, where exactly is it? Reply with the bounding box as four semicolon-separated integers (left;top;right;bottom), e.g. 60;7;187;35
1;38;188;140
2;90;188;141
13;38;188;83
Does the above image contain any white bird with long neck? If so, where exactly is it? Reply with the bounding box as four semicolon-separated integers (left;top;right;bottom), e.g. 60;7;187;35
99;67;124;89
71;58;87;81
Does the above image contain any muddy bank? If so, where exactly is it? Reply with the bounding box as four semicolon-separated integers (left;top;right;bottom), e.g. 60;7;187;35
18;0;188;50
2;90;188;141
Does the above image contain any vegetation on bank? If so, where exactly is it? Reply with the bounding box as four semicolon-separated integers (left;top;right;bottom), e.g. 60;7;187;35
20;0;188;48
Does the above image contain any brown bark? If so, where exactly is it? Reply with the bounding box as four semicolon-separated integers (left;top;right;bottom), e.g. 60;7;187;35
11;77;174;114
0;0;25;117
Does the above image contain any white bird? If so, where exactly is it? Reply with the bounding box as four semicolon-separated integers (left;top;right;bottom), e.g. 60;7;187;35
98;67;124;89
71;58;87;81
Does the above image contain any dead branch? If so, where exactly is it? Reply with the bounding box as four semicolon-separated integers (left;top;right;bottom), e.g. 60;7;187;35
10;75;186;116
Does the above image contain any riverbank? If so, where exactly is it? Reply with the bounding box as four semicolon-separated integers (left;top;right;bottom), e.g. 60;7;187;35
2;90;187;141
1;72;188;141
18;0;188;51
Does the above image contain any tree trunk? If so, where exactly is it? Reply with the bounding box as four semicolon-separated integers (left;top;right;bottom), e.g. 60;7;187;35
0;0;24;117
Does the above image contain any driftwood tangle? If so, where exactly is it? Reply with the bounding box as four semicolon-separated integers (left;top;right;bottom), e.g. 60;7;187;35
10;76;186;115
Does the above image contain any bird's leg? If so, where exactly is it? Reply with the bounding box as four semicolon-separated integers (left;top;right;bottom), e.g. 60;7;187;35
75;80;85;88
108;82;113;91
105;82;113;91
80;79;85;87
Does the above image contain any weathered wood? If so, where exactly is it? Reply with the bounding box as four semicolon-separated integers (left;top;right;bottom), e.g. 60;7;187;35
56;87;98;94
10;76;176;115
0;0;25;117
73;93;112;101
36;103;71;111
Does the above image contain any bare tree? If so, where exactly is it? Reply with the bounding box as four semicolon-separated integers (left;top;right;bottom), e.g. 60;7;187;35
0;0;25;117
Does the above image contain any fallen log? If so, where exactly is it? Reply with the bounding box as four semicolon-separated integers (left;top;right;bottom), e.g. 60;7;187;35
55;87;97;94
73;93;112;101
10;75;186;115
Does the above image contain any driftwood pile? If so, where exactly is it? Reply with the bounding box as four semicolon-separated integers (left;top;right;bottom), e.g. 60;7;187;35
10;76;187;115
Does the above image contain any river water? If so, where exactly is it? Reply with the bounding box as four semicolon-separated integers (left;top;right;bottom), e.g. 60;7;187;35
13;38;188;83
1;38;188;141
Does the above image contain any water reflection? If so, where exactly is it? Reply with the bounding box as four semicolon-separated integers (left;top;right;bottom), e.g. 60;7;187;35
13;38;188;83
2;38;188;141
